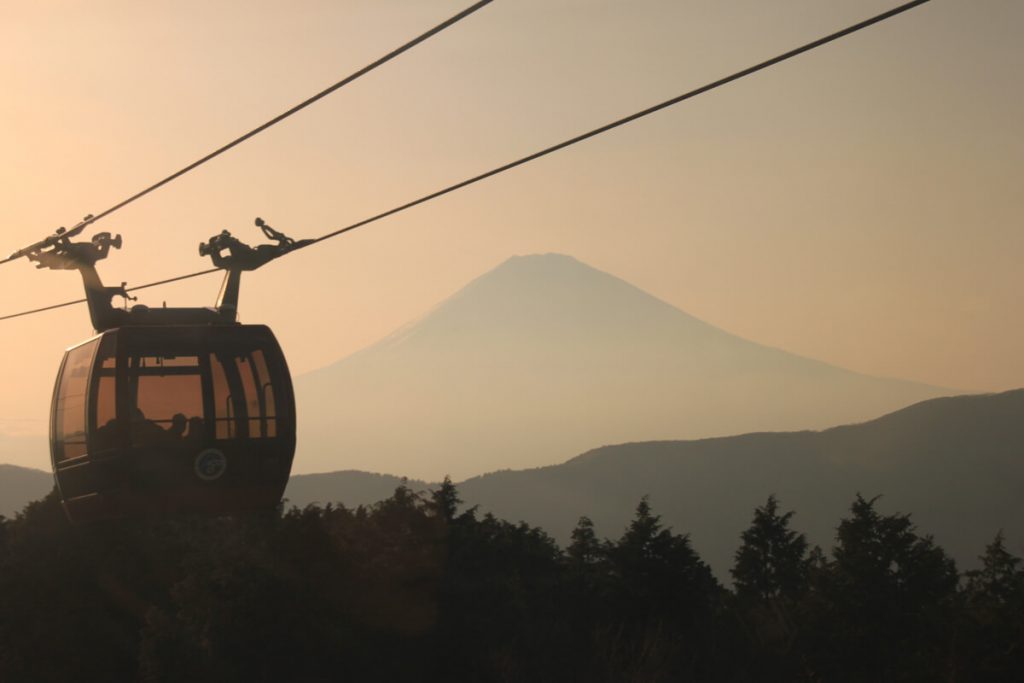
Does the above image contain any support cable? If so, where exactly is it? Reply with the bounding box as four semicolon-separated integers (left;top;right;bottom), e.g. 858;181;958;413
0;0;496;267
0;0;932;323
307;0;932;248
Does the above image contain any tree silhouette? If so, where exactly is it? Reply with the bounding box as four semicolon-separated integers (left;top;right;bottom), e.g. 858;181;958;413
965;531;1024;605
428;475;462;523
958;531;1024;681
565;515;608;594
601;497;720;680
732;495;809;602
567;516;601;568
729;495;811;681
809;494;959;681
610;498;717;615
0;480;1016;682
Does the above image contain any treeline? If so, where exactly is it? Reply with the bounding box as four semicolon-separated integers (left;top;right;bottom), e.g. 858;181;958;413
0;483;1021;682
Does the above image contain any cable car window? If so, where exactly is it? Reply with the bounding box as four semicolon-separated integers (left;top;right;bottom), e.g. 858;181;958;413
129;355;203;446
210;353;235;439
209;350;278;440
90;336;119;453
235;356;262;438
96;357;116;427
252;350;277;438
54;339;98;461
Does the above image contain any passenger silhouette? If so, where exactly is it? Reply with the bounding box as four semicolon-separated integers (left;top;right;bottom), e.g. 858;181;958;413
92;417;121;452
130;408;167;446
167;413;187;440
185;416;205;441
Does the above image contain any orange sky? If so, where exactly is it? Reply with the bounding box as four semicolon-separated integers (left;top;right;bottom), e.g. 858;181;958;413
1;0;1022;440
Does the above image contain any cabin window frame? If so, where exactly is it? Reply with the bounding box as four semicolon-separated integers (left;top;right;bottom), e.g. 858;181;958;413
115;332;285;446
52;336;101;462
52;327;290;465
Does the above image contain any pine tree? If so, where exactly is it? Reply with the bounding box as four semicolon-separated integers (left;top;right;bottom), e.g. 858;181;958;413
831;495;957;607
810;494;958;681
959;531;1024;681
965;531;1024;605
428;475;461;523
728;496;812;681
609;497;718;623
732;495;809;602
601;498;720;680
567;516;603;571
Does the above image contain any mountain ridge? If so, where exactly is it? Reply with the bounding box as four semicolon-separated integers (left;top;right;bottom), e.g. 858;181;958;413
278;389;1024;577
295;253;950;478
2;389;1020;578
454;388;1024;576
0;464;53;518
308;254;948;389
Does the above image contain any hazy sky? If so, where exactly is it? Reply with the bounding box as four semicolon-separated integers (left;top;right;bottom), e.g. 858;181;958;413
0;0;1021;440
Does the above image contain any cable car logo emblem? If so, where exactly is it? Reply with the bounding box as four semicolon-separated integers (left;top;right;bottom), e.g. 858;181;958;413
194;449;228;481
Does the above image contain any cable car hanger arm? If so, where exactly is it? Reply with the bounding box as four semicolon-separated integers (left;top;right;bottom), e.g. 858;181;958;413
21;218;308;331
199;218;312;318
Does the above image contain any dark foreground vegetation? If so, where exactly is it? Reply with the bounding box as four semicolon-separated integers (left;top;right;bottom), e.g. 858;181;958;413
0;483;1020;682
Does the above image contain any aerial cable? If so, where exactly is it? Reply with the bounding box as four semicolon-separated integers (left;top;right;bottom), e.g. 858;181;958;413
0;0;496;268
0;269;222;323
0;0;932;323
305;0;932;248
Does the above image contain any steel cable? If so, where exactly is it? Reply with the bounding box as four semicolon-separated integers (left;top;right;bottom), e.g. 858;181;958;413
0;0;932;323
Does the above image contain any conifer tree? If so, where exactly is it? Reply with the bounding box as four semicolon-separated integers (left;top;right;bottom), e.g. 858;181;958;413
567;516;603;571
732;495;809;602
728;496;813;681
429;475;462;523
831;495;957;606
959;531;1024;680
601;498;720;680
610;497;718;622
965;531;1024;605
811;494;958;681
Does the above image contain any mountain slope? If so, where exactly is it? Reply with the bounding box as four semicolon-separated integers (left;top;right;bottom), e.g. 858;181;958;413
0;464;53;518
285;470;433;509
0;433;49;472
456;389;1024;577
295;253;948;479
1;391;1016;580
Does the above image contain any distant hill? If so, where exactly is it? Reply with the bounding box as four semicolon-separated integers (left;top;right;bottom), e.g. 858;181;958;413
457;389;1024;577
0;465;422;522
285;390;1024;578
5;391;1017;579
0;432;48;472
0;464;52;518
285;470;434;509
295;253;950;480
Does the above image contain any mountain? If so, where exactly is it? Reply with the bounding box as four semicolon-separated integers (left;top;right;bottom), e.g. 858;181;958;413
0;433;48;472
295;253;949;479
285;470;433;509
1;391;1017;579
285;389;1024;579
457;389;1024;577
0;464;53;518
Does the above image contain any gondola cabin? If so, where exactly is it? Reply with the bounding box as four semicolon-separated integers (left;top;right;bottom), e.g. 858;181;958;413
15;217;309;522
52;325;295;522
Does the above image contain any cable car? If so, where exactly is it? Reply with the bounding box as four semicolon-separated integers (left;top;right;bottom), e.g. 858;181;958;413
18;217;308;522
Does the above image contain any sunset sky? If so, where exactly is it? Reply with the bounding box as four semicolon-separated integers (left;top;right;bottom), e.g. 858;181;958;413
1;0;1021;444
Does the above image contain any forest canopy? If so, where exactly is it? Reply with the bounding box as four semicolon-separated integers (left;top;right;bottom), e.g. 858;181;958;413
0;482;1020;682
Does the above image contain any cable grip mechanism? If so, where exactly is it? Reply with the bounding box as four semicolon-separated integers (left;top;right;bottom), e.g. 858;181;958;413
199;218;311;319
199;217;311;272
